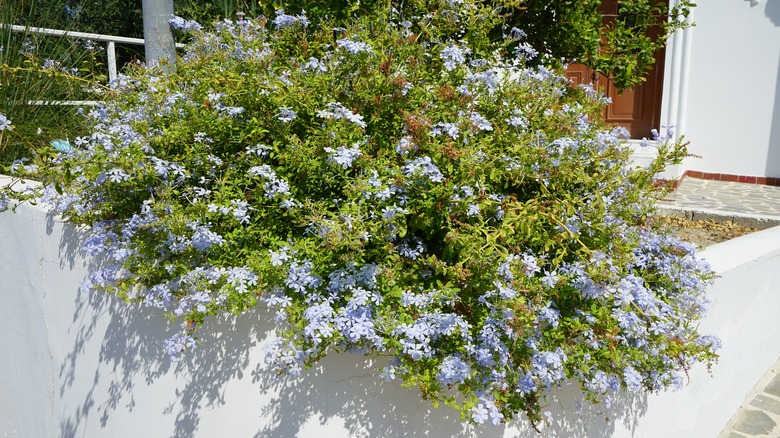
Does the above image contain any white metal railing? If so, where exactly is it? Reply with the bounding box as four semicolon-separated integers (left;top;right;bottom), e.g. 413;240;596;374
4;24;185;82
3;24;185;106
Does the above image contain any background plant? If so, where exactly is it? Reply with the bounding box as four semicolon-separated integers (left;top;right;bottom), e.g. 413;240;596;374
499;0;694;89
224;0;695;90
0;0;111;167
13;0;694;87
1;2;717;429
0;0;691;166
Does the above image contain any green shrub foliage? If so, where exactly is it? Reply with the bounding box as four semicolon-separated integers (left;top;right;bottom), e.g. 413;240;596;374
16;0;693;90
184;0;695;89
1;3;717;427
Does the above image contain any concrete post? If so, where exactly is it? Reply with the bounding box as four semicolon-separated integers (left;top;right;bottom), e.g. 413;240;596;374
141;0;176;70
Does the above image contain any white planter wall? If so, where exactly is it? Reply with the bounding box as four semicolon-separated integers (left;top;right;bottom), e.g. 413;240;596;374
2;201;780;438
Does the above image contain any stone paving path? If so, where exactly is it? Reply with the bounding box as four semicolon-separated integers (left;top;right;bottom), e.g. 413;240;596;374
719;358;780;438
659;177;780;437
657;178;780;229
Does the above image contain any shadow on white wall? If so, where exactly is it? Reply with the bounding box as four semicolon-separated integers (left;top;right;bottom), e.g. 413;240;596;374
44;212;646;438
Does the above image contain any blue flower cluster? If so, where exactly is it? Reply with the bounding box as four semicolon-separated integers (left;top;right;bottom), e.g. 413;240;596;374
325;143;362;169
336;38;373;55
169;15;203;32
441;44;469;71
402;156;445;183
272;10;309;29
316;102;367;128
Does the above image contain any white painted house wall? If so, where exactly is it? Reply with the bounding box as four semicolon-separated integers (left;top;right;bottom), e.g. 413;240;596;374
661;0;780;178
3;196;780;437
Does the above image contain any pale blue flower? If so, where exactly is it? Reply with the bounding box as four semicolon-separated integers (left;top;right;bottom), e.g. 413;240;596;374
273;9;309;29
189;222;225;251
325;143;362;169
42;58;61;70
471;404;489;424
169;15;202;31
623;366;643;391
401;291;434;308
264;338;305;376
510;27;527;39
463;70;499;94
276;107;297;122
431;122;459;139
507;109;527;128
380;365;396;382
286;260;322;293
107;168;129;183
221;106;245;117
165;333;197;362
537;302;560;328
541;270;559;289
396;237;426;260
303;57;327;73
516;372;537;395
336;38;373;54
269;247;291;266
316;102;366;128
514;43;538;61
695;335;722;351
441;44;469;71
144;284;173;309
231;200;252;224
403;156;444;183
437;356;471;385
0;113;13;131
395;136;416;156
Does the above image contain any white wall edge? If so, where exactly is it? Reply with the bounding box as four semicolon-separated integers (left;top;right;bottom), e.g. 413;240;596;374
701;224;780;273
2;180;780;437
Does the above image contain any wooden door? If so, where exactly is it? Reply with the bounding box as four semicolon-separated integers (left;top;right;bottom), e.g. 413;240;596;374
565;0;667;139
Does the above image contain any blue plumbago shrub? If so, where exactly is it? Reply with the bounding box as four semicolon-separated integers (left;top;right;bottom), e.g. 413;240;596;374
1;4;719;428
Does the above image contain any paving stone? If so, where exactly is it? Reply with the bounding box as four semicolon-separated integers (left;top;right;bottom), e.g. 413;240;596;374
765;374;780;398
662;178;780;219
725;432;747;438
750;394;780;415
732;410;777;436
657;177;780;228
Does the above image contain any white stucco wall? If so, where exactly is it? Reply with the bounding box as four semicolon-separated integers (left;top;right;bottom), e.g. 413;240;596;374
668;1;780;177
2;201;780;437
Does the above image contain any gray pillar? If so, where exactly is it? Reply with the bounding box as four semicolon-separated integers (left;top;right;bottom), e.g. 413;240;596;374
141;0;176;70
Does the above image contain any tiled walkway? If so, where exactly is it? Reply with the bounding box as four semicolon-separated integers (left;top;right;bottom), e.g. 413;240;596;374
657;178;780;229
719;360;780;438
660;177;780;437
